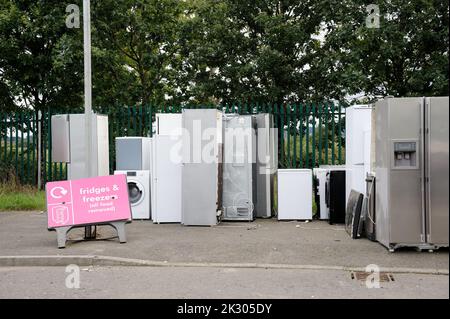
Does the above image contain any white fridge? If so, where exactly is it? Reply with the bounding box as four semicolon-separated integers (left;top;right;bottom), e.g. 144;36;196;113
277;169;312;220
345;105;372;205
150;114;183;223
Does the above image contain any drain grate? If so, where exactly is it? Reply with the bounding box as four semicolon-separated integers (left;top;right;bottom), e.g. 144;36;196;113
351;271;394;282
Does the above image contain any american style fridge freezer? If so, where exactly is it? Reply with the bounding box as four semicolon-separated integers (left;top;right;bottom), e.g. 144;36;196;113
374;96;449;251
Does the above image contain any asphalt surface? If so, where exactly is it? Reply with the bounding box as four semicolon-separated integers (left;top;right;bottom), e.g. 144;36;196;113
0;212;448;270
0;266;448;299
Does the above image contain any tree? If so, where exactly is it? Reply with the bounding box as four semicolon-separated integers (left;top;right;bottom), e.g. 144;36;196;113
93;0;186;107
0;0;84;112
314;0;449;101
179;0;336;105
1;0;448;111
180;0;449;104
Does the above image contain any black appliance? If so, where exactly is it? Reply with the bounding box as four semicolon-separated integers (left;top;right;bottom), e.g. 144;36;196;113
326;170;346;224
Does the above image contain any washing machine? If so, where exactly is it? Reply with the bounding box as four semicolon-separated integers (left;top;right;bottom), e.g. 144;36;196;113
114;170;151;220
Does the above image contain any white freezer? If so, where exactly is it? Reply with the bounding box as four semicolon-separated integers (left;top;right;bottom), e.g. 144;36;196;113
277;169;313;220
155;113;183;136
345;105;372;165
151;135;182;223
345;105;372;203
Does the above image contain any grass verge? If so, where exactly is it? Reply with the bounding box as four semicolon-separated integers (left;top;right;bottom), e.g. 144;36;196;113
0;184;46;211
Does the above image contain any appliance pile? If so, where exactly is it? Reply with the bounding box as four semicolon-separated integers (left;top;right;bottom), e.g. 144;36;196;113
50;96;449;252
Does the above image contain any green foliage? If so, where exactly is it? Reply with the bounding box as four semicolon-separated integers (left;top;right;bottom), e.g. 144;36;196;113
93;0;186;107
0;0;84;112
0;183;45;211
317;0;449;100
0;0;448;112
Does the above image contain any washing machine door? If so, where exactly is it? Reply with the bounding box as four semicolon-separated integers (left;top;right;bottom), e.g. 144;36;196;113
127;180;145;206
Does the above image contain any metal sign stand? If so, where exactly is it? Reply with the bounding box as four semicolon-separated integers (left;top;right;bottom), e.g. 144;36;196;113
50;221;128;249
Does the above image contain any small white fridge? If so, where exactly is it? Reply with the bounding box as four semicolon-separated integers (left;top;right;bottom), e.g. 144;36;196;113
277;169;313;220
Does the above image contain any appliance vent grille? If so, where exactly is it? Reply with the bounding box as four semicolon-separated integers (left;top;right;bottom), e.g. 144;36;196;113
236;207;249;217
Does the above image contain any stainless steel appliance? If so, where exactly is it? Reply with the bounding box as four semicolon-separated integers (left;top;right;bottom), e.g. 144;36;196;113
115;137;151;171
222;115;256;221
181;109;224;226
364;173;376;241
51;114;109;179
375;97;449;251
253;113;278;218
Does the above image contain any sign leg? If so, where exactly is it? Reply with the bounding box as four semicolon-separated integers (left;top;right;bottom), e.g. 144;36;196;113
110;221;127;243
55;226;72;249
84;226;96;239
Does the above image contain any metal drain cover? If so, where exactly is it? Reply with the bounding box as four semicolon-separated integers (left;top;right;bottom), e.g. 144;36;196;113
351;271;395;282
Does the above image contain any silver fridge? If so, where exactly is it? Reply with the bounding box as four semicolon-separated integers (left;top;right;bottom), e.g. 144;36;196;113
253;113;278;218
222;115;256;221
181;109;224;226
375;97;449;251
51;113;109;180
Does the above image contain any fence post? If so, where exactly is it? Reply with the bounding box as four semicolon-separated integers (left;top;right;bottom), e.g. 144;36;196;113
279;103;284;168
299;103;303;167
293;103;298;168
318;103;323;166
331;102;336;165
311;103;316;168
37;110;42;190
286;104;291;167
338;103;343;164
324;103;329;164
305;103;310;168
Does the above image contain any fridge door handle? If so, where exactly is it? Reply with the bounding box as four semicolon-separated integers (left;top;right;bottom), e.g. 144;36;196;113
420;98;427;243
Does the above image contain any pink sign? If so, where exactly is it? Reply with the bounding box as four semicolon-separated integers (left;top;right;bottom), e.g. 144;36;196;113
46;175;131;228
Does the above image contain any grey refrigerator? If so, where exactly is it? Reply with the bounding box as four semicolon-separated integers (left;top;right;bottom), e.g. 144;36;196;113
222;115;256;221
253;113;278;218
181;109;224;226
51;113;109;180
374;97;449;251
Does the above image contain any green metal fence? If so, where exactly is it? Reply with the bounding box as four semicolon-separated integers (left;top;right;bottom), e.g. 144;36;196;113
0;103;346;188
